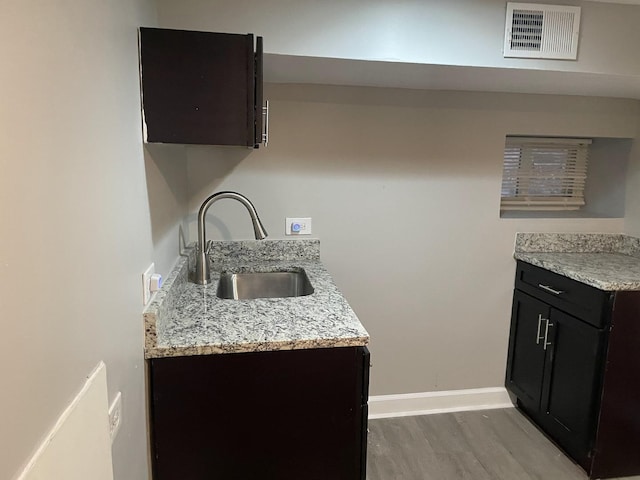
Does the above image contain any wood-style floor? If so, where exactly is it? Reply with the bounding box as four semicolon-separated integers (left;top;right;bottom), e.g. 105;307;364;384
367;408;640;480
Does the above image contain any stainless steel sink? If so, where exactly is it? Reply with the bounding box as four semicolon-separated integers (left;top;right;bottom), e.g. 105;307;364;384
216;269;314;300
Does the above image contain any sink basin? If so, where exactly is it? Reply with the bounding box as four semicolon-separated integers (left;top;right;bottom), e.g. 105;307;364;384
216;269;314;300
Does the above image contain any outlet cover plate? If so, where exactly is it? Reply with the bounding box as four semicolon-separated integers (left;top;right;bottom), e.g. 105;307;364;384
285;217;312;235
142;263;155;306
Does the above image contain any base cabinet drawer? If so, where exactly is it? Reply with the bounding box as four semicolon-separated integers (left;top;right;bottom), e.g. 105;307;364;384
515;262;610;327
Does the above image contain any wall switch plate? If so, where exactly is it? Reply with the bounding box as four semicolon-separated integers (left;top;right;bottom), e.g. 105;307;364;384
142;263;155;306
285;217;312;235
108;391;122;443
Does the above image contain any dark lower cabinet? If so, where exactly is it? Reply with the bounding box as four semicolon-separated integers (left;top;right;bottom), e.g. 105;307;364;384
506;261;640;478
149;346;370;480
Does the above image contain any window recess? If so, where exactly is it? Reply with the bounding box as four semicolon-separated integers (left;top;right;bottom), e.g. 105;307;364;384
501;137;591;212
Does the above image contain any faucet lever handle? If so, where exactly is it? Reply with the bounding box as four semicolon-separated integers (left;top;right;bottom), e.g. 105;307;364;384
205;240;214;255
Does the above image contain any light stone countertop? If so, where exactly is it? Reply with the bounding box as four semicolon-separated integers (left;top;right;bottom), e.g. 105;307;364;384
514;233;640;291
144;240;369;359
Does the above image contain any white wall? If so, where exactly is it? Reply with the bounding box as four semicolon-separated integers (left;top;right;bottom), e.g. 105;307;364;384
0;1;163;479
156;0;640;76
186;85;635;395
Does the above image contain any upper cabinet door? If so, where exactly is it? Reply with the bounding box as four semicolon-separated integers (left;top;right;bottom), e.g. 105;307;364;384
139;27;263;147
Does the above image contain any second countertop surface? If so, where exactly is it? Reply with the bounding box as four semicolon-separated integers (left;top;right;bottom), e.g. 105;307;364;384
144;240;369;359
514;233;640;291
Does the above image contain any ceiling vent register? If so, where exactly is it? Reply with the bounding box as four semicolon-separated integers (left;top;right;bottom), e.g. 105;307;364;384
504;3;581;60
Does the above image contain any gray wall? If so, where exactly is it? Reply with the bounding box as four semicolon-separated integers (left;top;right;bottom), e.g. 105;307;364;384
584;138;632;218
184;85;635;395
144;144;189;275
0;1;171;479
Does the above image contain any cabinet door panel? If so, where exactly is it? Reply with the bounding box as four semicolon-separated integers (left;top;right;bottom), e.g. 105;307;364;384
541;308;605;468
150;347;366;480
140;28;255;146
506;291;549;410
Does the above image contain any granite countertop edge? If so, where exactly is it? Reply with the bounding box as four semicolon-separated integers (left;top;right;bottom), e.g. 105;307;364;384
145;335;371;359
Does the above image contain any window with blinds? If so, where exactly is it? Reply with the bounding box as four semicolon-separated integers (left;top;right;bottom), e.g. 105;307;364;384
501;137;591;211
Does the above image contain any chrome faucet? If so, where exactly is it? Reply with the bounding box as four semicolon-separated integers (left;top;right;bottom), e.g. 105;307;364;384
192;191;268;285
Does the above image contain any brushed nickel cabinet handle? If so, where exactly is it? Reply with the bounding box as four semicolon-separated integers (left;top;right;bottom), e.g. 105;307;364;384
536;314;545;345
262;100;269;146
543;320;554;350
538;283;564;295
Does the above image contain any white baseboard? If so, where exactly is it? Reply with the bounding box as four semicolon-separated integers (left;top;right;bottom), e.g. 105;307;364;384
368;387;514;419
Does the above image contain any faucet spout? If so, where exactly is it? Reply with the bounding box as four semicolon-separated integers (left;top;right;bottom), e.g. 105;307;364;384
192;191;268;285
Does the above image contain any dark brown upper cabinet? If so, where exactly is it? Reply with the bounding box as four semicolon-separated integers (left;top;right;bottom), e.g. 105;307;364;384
138;27;265;147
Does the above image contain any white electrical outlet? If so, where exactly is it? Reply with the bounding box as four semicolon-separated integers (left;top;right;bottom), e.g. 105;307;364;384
108;391;122;443
142;263;155;306
285;217;312;235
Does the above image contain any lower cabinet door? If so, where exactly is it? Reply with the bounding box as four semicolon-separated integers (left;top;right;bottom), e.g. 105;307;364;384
541;308;606;469
150;347;367;480
506;290;550;410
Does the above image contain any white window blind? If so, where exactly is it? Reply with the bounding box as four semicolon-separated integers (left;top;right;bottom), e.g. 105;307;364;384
501;137;591;211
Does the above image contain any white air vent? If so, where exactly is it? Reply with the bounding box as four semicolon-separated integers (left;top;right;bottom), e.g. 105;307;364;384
504;3;581;60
